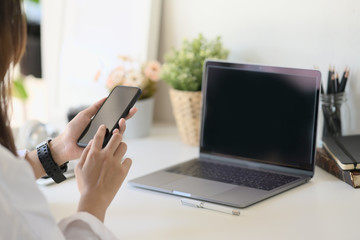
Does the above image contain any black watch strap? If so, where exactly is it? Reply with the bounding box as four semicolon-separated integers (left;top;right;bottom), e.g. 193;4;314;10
36;139;68;183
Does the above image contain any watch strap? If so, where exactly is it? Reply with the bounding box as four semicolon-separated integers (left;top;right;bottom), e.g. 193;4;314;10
36;139;68;183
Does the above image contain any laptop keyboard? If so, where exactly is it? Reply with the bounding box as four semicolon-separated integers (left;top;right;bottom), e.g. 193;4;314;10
167;160;300;191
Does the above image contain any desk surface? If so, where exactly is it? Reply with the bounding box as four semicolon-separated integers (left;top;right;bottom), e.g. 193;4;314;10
39;123;360;240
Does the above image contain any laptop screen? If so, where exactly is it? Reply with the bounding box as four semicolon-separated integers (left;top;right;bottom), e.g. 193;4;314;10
200;61;321;171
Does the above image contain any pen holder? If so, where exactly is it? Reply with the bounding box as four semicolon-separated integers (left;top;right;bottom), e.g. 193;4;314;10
321;93;350;138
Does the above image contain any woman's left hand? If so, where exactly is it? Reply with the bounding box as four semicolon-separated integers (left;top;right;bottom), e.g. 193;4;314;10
49;98;137;166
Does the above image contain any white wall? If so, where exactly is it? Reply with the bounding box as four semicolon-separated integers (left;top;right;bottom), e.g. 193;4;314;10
155;0;360;134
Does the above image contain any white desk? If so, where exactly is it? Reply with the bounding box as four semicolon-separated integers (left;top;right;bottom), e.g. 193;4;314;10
39;123;360;240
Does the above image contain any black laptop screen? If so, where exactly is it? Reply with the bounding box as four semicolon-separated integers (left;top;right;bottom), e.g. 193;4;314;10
200;61;320;171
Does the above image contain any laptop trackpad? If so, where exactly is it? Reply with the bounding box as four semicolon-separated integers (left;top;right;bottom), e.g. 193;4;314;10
161;176;236;197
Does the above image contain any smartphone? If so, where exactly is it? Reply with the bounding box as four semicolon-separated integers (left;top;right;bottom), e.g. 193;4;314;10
77;86;142;148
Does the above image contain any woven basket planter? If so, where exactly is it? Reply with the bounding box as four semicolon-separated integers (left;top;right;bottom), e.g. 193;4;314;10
169;88;202;146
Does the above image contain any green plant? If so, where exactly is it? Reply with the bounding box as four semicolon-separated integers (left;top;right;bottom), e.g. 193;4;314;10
160;33;229;91
12;76;29;122
27;0;40;3
12;76;28;101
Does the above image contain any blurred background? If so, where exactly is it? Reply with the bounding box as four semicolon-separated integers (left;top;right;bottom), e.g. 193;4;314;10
12;0;360;145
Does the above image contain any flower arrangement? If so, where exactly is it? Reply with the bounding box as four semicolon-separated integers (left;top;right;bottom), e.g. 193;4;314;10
160;33;229;91
101;56;161;100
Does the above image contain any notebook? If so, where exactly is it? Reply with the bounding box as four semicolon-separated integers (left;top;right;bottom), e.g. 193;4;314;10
323;135;360;170
129;60;321;208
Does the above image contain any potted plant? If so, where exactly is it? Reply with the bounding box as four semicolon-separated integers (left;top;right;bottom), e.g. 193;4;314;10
161;33;229;145
98;55;161;138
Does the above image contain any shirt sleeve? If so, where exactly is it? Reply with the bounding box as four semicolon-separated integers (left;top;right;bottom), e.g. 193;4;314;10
58;212;118;240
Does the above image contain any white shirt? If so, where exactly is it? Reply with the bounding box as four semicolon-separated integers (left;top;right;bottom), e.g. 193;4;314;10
0;145;118;239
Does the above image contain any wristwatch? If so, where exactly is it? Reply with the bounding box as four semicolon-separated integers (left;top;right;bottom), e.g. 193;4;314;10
36;139;68;183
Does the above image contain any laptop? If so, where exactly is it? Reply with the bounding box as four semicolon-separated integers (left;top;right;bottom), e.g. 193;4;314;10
129;60;321;208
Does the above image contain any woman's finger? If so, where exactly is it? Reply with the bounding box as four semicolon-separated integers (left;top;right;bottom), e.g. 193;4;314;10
118;118;126;136
125;107;137;120
69;97;106;135
93;125;107;150
78;140;92;168
81;97;106;119
105;129;122;154
114;142;127;159
121;158;132;173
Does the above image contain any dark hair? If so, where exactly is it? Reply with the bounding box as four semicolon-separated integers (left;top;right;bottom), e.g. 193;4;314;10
0;0;27;155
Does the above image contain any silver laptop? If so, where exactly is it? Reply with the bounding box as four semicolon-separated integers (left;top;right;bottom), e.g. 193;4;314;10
129;60;321;208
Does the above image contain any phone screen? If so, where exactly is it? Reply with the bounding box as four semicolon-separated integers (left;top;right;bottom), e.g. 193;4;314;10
77;86;141;147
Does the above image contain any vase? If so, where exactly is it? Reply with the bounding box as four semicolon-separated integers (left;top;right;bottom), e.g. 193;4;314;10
321;92;350;138
125;97;154;139
169;88;202;146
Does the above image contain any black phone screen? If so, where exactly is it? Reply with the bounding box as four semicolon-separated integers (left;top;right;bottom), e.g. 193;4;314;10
77;86;141;147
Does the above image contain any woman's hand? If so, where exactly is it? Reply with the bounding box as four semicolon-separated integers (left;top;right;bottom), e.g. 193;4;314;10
25;98;136;179
50;98;137;166
75;119;132;222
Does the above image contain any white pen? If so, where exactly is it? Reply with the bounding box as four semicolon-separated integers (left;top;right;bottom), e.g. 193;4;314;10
180;198;240;216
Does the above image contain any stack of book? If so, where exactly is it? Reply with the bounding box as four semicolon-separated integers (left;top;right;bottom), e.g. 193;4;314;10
316;135;360;188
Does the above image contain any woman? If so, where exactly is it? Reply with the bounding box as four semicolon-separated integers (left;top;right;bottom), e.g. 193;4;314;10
0;0;135;239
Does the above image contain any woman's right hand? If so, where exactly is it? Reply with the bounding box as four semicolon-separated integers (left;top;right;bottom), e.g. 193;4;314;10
75;118;132;222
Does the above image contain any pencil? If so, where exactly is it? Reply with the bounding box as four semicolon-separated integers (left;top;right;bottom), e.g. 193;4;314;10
335;72;339;93
327;66;335;94
338;67;349;92
331;73;337;94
